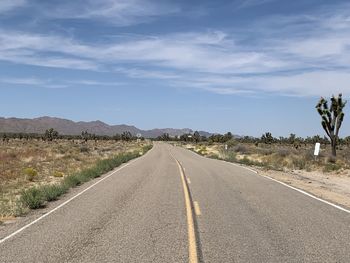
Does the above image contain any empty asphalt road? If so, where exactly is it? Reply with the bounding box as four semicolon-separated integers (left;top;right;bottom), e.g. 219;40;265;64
1;142;349;262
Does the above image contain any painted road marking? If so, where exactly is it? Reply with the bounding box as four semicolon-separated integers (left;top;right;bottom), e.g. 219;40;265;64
173;157;198;263
0;146;154;245
194;202;201;216
187;177;191;184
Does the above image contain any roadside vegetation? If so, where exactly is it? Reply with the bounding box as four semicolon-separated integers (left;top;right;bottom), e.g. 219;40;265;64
159;94;349;173
179;139;350;173
0;130;151;222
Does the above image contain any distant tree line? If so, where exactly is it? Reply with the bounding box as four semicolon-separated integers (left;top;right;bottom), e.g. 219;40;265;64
1;128;143;143
156;130;350;147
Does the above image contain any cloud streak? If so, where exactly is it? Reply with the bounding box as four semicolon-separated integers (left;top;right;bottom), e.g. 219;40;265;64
0;0;26;13
1;1;350;97
36;0;180;26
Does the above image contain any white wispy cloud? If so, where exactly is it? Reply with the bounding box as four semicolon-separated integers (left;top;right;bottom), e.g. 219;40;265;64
37;0;180;26
0;76;125;89
0;77;44;85
235;0;277;9
0;0;26;13
67;80;124;86
1;2;350;97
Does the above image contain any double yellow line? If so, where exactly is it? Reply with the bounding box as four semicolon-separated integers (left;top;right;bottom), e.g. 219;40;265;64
174;158;199;263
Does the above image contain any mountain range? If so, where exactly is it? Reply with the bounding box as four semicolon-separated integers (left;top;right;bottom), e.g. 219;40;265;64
0;116;212;138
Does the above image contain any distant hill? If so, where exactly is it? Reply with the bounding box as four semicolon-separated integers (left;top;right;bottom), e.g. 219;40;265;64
0;116;213;138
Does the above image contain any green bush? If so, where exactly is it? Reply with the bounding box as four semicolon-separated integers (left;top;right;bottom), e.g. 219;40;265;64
225;151;237;162
20;187;45;209
42;184;68;201
323;163;341;173
63;174;83;188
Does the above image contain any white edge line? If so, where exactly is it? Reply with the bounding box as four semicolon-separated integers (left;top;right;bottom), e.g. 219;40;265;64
180;145;350;214
194;201;201;216
226;161;258;174
260;174;350;214
0;146;154;245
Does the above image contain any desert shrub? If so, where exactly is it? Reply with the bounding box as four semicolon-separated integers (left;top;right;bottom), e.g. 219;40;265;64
277;148;292;157
238;156;265;167
302;151;315;162
41;184;67;201
326;155;337;163
74;156;82;161
8;152;17;159
292;157;306;170
259;148;274;155
224;151;236;162
53;171;64;178
23;167;38;181
20;187;45;209
208;153;219;159
239;156;252;165
57;145;66;154
265;154;285;170
233;144;249;154
226;139;237;148
323;163;341;172
63;175;82;188
197;146;207;155
80;146;89;153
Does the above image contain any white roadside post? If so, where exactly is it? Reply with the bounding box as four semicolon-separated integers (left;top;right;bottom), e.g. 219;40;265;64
314;142;320;161
225;144;228;151
136;133;142;143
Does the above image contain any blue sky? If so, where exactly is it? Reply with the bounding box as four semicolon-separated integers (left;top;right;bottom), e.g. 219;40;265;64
1;0;350;137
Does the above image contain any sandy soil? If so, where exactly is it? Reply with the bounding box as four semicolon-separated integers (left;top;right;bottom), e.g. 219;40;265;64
257;168;350;209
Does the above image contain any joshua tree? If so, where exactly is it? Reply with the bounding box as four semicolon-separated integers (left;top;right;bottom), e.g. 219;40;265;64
316;94;346;157
44;128;59;142
81;130;91;143
121;131;132;141
261;132;274;144
193;131;201;143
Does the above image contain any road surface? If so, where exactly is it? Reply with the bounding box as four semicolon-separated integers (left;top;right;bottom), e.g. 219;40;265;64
0;142;349;262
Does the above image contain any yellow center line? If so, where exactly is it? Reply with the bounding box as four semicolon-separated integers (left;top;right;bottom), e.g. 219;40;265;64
173;157;199;263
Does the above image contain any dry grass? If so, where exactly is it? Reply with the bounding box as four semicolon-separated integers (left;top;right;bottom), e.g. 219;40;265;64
0;139;150;220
